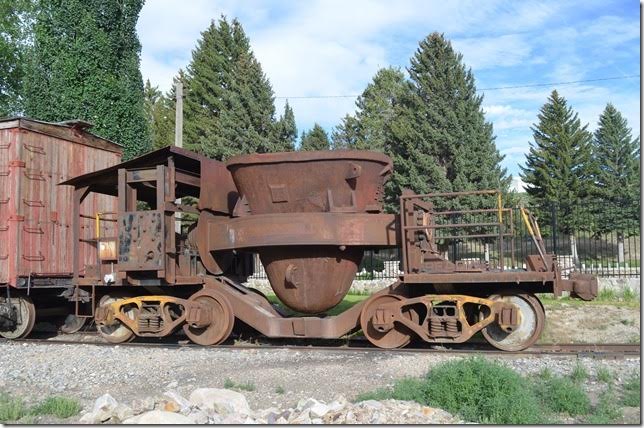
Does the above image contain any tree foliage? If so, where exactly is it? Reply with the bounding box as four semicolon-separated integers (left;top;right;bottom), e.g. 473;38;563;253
0;0;33;116
519;90;594;234
272;101;297;151
300;123;330;151
183;16;286;160
144;79;175;150
591;103;640;236
23;0;150;159
332;67;408;152
385;33;509;211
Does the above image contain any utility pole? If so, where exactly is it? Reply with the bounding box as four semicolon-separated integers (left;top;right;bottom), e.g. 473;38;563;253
174;81;183;149
174;81;183;234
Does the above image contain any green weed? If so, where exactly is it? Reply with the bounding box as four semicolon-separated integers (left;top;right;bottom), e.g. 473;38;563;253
532;376;591;415
223;378;256;392
30;397;82;419
596;367;613;383
275;386;285;394
356;357;547;424
622;287;637;302
621;372;640;407
585;387;622;424
0;394;27;422
570;361;589;383
0;394;81;422
539;367;553;380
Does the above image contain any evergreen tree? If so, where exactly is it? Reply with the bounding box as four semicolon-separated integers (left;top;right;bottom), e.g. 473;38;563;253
0;0;32;116
273;101;296;151
23;0;150;159
591;103;640;248
331;114;360;150
300;123;330;151
144;79;175;149
386;33;509;211
332;67;408;152
519;90;594;264
183;16;278;160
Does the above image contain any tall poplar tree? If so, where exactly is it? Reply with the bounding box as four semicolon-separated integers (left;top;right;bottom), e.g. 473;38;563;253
519;90;593;264
183;16;280;160
0;0;32;116
386;33;508;211
24;0;150;159
300;123;330;151
591;103;640;261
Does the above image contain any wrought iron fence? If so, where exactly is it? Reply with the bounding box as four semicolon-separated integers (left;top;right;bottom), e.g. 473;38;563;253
249;199;640;280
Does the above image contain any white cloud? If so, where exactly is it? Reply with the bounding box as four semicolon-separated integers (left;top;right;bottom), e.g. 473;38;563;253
484;104;535;130
510;176;526;192
453;34;532;70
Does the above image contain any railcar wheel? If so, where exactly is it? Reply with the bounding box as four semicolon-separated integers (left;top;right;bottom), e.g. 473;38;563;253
183;290;234;346
97;294;136;344
482;292;544;351
360;295;415;349
60;314;87;334
0;295;36;339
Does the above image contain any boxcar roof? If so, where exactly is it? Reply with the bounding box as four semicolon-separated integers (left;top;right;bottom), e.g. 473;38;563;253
60;146;207;196
0;116;122;153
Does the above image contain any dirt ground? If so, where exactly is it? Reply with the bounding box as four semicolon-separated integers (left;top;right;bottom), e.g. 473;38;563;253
541;303;640;344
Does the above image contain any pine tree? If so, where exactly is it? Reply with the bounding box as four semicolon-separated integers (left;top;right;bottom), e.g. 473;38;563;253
386;33;509;211
273;101;297;151
23;0;150;159
332;67;408;152
144;79;175;149
183;16;278;160
591;103;640;261
331;114;360;150
300;123;330;151
519;90;594;264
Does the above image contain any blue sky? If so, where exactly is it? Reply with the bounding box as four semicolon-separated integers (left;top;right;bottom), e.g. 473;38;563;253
137;0;640;190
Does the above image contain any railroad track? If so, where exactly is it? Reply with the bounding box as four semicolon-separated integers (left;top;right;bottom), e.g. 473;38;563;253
1;333;639;359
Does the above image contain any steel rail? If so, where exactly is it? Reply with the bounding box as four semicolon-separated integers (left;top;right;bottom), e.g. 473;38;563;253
1;335;639;359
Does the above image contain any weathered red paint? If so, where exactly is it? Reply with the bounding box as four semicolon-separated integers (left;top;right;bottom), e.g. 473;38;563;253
0;118;122;287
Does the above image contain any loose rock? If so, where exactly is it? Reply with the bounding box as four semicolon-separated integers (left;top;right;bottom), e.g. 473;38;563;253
189;387;251;416
123;410;194;424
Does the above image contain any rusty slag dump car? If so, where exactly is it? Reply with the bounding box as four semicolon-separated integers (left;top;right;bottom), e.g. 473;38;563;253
0;119;598;350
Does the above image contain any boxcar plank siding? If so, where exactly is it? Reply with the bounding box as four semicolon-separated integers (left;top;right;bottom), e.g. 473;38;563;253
0;118;122;286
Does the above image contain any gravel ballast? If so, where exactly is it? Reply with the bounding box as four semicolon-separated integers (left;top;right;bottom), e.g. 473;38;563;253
0;341;639;423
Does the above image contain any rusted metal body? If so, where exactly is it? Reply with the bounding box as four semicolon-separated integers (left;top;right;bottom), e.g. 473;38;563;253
2;145;598;350
225;150;394;313
0;118;121;288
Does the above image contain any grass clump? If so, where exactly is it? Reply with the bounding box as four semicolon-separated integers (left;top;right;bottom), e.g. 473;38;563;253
596;367;613;383
0;394;27;422
532;376;591;415
29;397;82;419
585;387;622;424
569;361;589;383
223;378;256;392
357;357;547;424
0;394;81;422
621;372;640;407
275;386;285;394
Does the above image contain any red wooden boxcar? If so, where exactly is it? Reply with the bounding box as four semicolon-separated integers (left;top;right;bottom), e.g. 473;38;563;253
0;117;122;289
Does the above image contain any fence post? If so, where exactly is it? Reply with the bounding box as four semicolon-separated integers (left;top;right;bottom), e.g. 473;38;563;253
550;204;558;255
